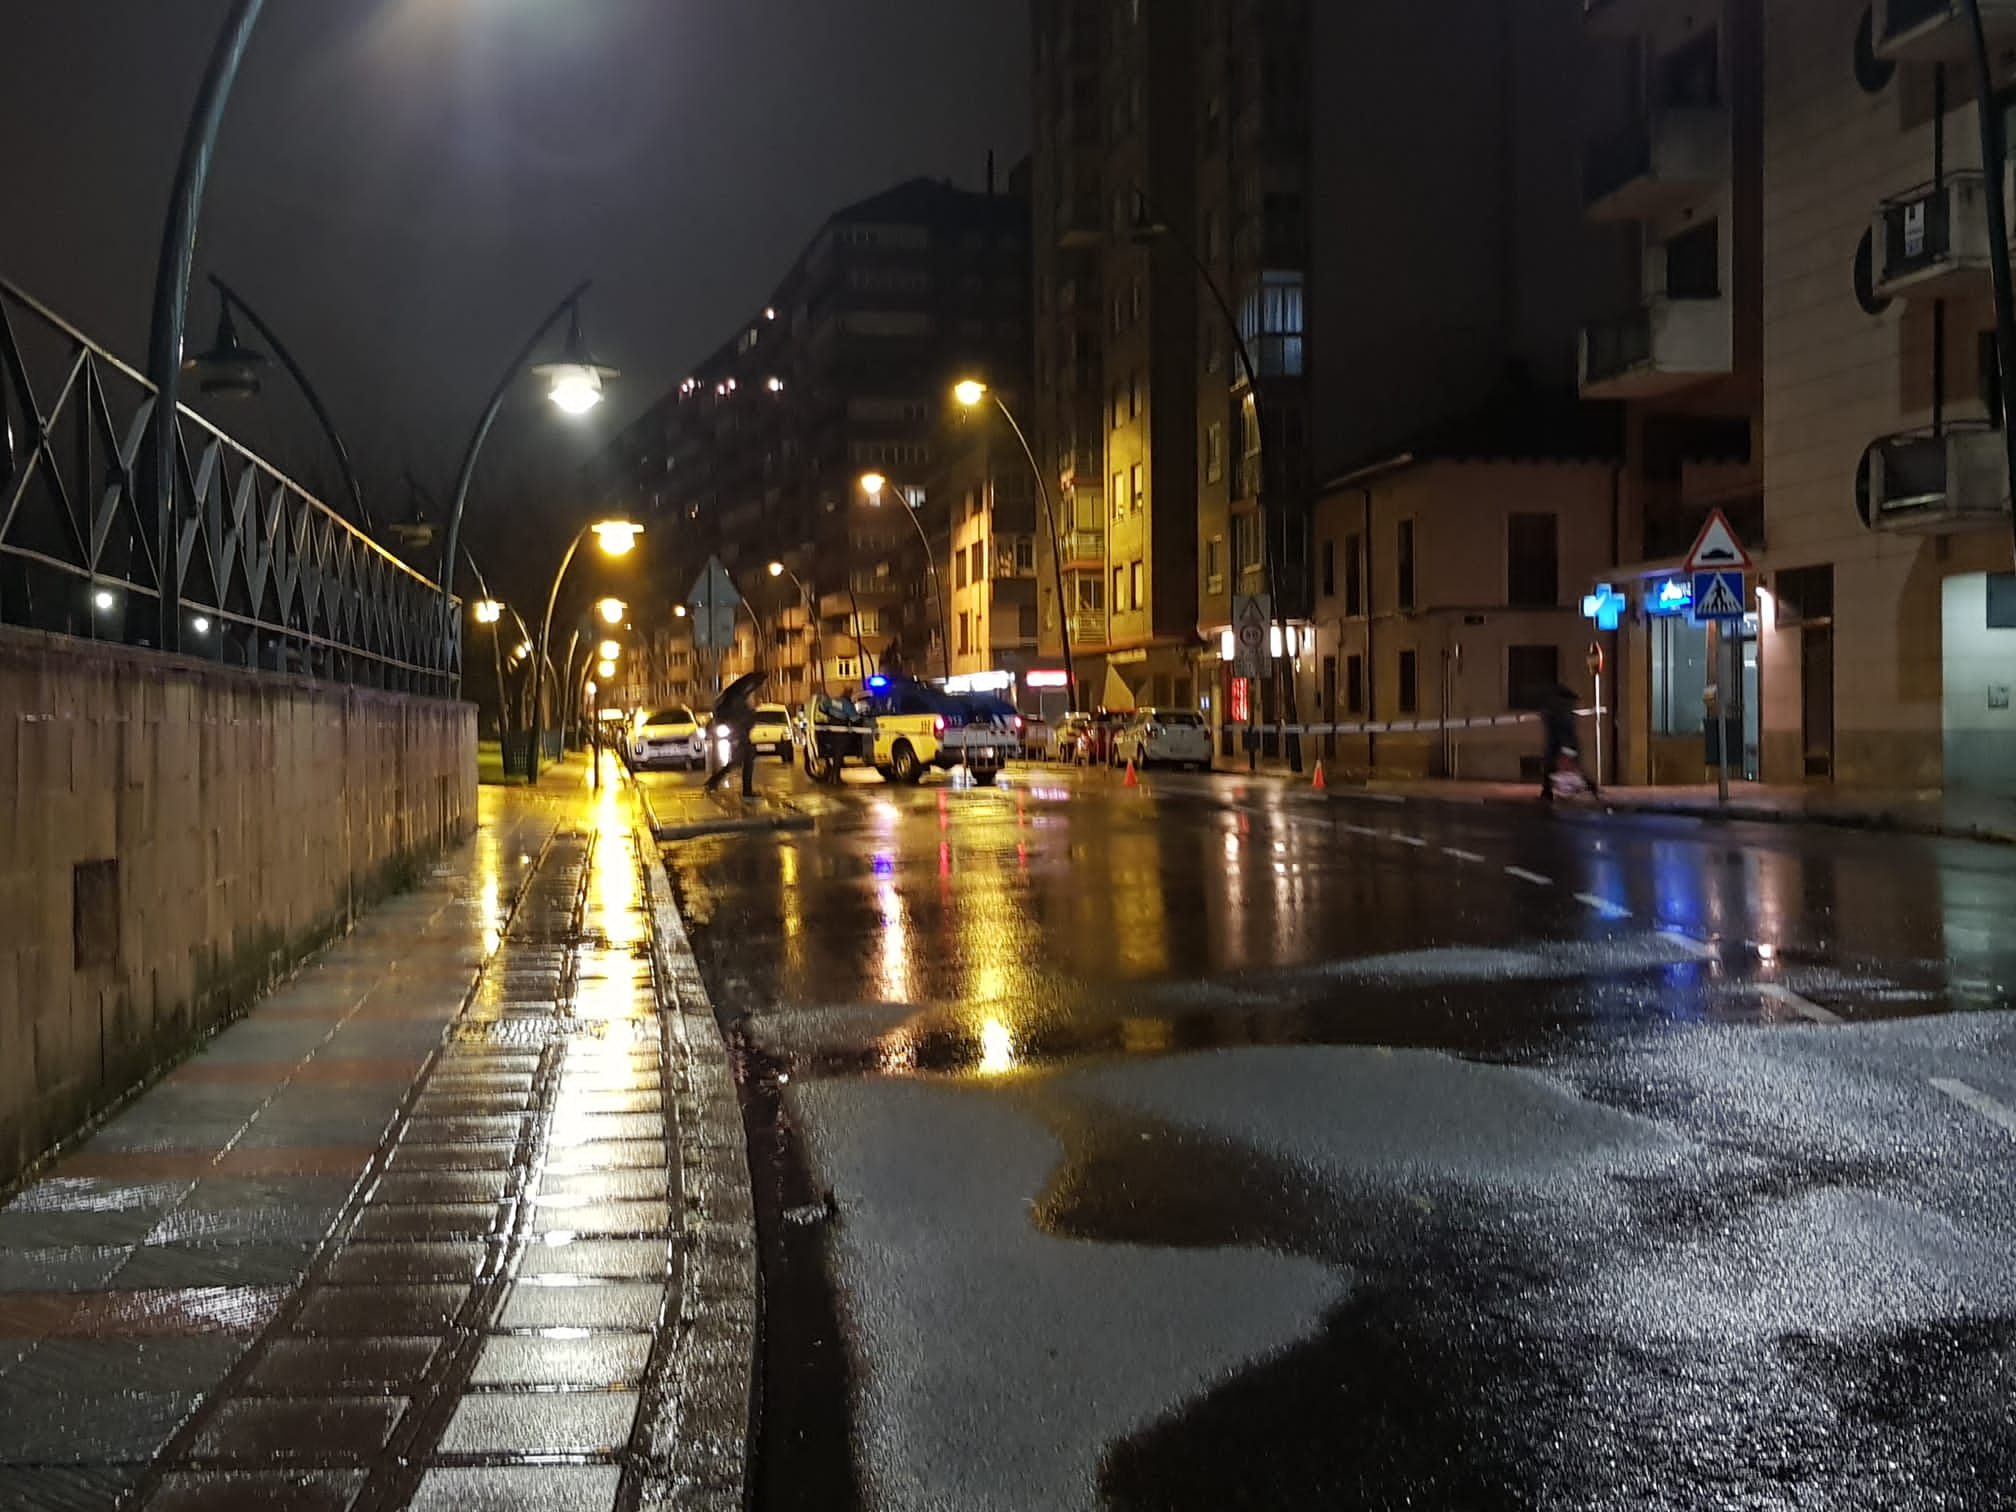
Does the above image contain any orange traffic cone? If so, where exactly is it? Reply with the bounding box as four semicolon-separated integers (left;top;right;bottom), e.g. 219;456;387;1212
1123;759;1139;788
1312;760;1327;791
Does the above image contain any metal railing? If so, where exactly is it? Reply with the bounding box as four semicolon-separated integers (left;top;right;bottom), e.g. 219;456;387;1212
0;278;457;692
1582;307;1655;386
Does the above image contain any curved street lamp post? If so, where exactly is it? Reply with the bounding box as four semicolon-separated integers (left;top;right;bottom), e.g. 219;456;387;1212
769;560;826;694
859;472;951;681
1131;199;1303;772
953;381;1078;715
529;525;640;783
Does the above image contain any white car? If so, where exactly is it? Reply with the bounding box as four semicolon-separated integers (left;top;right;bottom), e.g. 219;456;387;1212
1113;708;1213;770
631;706;706;770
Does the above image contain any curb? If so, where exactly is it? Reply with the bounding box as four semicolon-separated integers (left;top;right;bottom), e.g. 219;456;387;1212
633;774;815;843
631;807;759;1510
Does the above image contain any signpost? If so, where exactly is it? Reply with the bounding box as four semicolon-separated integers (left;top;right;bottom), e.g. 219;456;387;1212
1683;510;1753;804
1231;593;1271;679
686;557;744;697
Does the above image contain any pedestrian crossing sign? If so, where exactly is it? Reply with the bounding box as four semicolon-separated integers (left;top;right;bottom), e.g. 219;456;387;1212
1690;569;1746;621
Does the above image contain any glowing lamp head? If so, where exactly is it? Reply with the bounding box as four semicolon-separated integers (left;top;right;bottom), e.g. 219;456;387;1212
860;471;888;499
92;589;115;612
475;599;503;625
192;615;212;634
767;561;785;578
590;520;640;556
598;639;621;660
596;598;626;626
597;659;617;679
673;604;688;618
953;379;987;408
532;301;619;417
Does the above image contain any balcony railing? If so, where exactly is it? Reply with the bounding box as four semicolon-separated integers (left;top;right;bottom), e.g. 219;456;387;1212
1875;0;2016;61
1580;295;1732;398
1858;425;2010;533
1872;171;2007;300
1060;529;1105;568
1071;610;1107;647
1584;106;1729;221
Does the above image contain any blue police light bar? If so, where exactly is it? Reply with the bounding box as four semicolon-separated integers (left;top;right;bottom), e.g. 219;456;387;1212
864;675;890;691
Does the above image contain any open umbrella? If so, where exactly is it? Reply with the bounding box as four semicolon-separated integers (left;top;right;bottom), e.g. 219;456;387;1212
712;671;766;727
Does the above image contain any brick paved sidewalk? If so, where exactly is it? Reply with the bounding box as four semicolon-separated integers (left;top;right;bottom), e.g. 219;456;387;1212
0;756;722;1510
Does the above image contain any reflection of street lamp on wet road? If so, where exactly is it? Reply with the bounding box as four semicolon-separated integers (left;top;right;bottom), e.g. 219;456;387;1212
953;381;1077;713
860;472;950;682
530;522;640;783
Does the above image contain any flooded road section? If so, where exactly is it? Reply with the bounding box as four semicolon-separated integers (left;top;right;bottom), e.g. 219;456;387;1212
663;765;2016;1511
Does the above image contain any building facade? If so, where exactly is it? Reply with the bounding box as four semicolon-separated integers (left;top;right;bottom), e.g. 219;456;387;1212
595;175;1030;705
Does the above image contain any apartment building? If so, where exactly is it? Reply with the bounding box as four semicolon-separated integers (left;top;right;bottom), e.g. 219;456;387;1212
937;430;1045;690
1741;0;2016;791
595;174;1029;702
1575;0;1766;786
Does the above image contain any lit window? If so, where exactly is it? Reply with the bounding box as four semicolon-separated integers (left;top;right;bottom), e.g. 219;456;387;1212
1238;271;1306;376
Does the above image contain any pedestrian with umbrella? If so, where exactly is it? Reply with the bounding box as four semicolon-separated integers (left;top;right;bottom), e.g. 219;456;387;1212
704;671;768;799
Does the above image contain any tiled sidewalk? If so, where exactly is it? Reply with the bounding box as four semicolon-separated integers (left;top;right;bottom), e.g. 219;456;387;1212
0;759;688;1510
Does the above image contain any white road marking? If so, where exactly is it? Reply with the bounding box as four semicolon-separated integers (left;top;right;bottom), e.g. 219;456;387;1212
1393;834;1427;848
1503;866;1552;886
1441;847;1485;863
1656;929;1717;960
1756;982;1840;1025
1931;1077;2016;1140
1573;892;1631;921
1340;823;1382;837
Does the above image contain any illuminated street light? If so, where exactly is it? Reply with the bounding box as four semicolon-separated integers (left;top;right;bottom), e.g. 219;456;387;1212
767;561;785;577
532;305;621;417
597;658;617;679
475;599;503;625
857;472;948;679
192;615;212;634
590;519;641;556
598;639;622;660
93;589;115;612
953;379;987;408
674;604;688;619
598;598;627;625
860;471;889;498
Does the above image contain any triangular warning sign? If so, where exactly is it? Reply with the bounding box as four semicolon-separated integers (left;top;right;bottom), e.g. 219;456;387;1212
1683;510;1753;572
1694;573;1745;618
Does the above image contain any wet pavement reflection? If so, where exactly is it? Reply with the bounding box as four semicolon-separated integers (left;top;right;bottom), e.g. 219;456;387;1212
665;762;2016;1511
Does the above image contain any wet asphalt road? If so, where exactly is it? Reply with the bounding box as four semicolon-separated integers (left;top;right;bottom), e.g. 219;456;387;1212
653;760;2016;1511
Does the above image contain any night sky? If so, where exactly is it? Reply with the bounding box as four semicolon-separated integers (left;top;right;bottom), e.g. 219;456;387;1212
0;1;1028;577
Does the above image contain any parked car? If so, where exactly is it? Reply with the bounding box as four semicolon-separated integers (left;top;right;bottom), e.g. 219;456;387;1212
1073;711;1124;766
631;706;706;770
1113;707;1213;770
746;703;796;762
1048;713;1090;761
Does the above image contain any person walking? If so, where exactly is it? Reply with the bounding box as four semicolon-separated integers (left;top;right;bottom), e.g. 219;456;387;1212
704;671;766;799
1538;681;1597;802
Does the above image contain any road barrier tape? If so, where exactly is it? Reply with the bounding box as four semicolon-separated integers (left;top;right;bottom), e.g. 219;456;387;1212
1221;709;1600;738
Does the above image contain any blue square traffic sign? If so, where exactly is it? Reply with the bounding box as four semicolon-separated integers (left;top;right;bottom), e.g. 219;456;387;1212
1690;570;1746;621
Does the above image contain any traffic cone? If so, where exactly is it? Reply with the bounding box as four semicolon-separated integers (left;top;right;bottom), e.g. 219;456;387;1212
1312;760;1327;791
1123;759;1138;788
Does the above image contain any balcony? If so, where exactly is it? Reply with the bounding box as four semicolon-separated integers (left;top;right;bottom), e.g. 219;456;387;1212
1874;0;2016;61
1579;296;1732;398
1070;610;1107;648
1872;171;2007;301
1858;426;2009;533
1584;107;1729;221
1060;529;1105;570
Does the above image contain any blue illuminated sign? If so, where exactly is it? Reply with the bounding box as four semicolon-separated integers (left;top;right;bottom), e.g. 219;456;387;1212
1649;577;1693;617
1581;583;1627;632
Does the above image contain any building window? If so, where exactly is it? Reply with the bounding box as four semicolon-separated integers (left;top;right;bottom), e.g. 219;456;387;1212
1205;537;1223;592
1129;372;1142;418
1114;566;1127;610
1507;645;1560;709
1344;533;1364;617
1077;576;1104;612
1131;560;1144;612
1237;270;1306;376
1233;512;1261;576
1665;220;1721;300
1112;471;1126;521
1015;536;1036;573
1205;424;1224;483
1506;513;1559;607
1320;539;1336;597
1396;519;1416;611
1112;384;1125;430
970;542;985;583
1130;463;1145;513
1651;616;1710;735
956;552;969;589
958;611;971;655
1346;654;1365;715
1397;650;1418;715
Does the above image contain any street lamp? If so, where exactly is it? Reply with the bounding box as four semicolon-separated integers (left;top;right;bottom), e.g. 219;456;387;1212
859;471;951;682
598;658;618;679
529;521;642;783
953;380;1078;713
768;559;826;693
598;639;621;660
1129;194;1302;771
475;600;503;625
185;273;371;531
438;282;620;657
598;597;628;626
